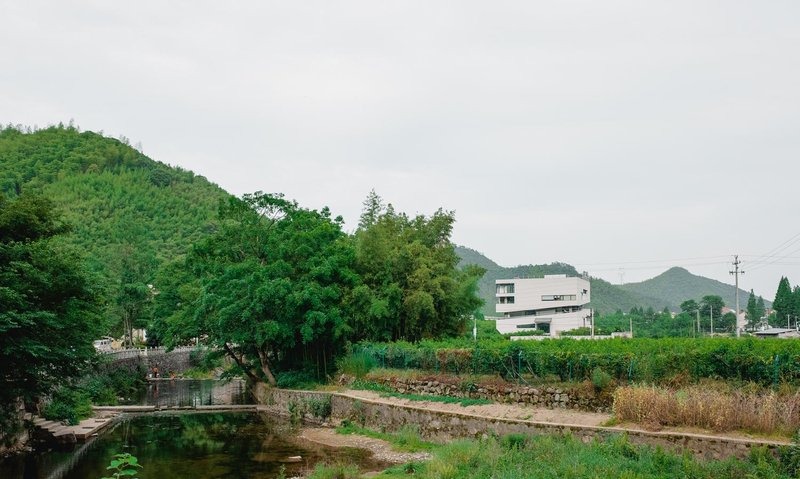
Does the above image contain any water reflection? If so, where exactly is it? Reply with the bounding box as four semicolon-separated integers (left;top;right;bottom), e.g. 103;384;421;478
1;413;382;479
126;379;251;407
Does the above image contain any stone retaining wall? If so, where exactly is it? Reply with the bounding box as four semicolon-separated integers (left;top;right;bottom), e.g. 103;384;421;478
260;387;788;461
371;376;611;412
102;348;202;375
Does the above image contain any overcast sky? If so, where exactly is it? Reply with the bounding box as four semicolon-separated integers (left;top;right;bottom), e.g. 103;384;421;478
2;1;798;301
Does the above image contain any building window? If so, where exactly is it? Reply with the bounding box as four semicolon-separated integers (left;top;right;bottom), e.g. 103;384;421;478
497;296;515;304
541;294;576;301
496;283;515;294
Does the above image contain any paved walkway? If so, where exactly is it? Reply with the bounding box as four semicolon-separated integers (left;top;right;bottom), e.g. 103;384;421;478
33;410;118;442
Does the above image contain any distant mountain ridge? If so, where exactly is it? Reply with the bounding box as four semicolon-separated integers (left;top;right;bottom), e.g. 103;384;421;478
454;246;767;316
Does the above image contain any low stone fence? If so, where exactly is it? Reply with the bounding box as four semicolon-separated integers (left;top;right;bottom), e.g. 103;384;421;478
370;376;611;412
259;387;789;461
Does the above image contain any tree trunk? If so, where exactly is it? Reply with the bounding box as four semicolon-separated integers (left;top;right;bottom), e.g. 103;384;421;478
223;343;260;383
256;347;277;386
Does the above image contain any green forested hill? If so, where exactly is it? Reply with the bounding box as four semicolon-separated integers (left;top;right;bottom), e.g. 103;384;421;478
0;126;230;332
454;246;762;316
619;266;768;312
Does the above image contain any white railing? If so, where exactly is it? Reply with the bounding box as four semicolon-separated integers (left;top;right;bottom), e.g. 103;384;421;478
101;346;199;360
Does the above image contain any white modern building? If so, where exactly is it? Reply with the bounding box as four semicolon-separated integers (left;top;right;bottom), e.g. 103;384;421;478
495;275;592;337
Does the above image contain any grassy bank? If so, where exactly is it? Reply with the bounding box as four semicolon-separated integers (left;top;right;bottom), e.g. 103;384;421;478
308;428;799;479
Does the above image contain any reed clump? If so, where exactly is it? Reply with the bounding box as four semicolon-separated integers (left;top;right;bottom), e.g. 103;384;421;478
613;384;800;436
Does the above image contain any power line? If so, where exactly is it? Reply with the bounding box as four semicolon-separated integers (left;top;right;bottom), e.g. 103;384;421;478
744;232;800;273
747;245;800;273
571;255;730;266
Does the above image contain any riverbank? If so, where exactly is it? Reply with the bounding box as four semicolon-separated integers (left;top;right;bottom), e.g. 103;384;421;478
258;387;792;462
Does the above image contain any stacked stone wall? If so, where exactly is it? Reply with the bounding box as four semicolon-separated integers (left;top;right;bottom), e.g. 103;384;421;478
101;349;200;375
371;376;612;412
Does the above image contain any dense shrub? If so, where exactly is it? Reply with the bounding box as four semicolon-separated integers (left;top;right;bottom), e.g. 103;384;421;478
43;387;93;425
336;350;376;378
276;370;318;389
353;337;800;386
592;367;613;391
80;367;146;405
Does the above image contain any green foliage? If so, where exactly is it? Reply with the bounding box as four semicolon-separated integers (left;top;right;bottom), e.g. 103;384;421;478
354;336;800;386
368;432;792;479
500;433;528;450
746;289;766;328
351;193;485;342
596;309;732;337
591;367;613;390
0;126;229;339
305;395;333;419
774;277;795;324
336;350;376;378
276;370;319;389
160;192;357;385
336;422;434;452
80;367;147;405
0;193;103;440
306;463;360;479
560;327;596;336
779;430;800;477
43;387;93;425
350;379;491;406
100;453;142;479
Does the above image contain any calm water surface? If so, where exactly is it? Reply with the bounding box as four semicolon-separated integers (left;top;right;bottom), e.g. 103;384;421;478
123;379;251;407
1;412;381;479
0;381;384;479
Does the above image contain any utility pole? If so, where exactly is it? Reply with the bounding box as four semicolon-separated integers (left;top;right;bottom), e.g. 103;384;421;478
730;255;745;337
629;314;633;338
696;310;700;338
710;307;714;336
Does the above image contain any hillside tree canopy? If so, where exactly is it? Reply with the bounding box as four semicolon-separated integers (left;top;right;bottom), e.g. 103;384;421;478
0;194;102;440
156;192;358;385
351;190;484;342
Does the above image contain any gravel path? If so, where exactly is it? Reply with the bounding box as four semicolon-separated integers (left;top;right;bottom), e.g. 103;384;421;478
340;389;611;426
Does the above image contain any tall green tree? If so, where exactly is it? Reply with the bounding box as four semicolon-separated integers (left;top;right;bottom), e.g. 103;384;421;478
757;296;766;322
773;277;793;325
351;192;484;342
161;192;357;385
113;244;156;346
700;295;724;326
746;289;760;329
680;299;699;315
0;194;103;441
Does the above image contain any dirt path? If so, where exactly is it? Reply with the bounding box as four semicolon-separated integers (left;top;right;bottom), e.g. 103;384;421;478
340;389;611;427
299;427;432;464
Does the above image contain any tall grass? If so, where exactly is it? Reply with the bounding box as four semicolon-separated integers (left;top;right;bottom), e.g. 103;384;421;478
314;430;793;478
336;350;376;378
613;385;800;436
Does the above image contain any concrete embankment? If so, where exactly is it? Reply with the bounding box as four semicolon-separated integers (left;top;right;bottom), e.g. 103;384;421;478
256;387;791;461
